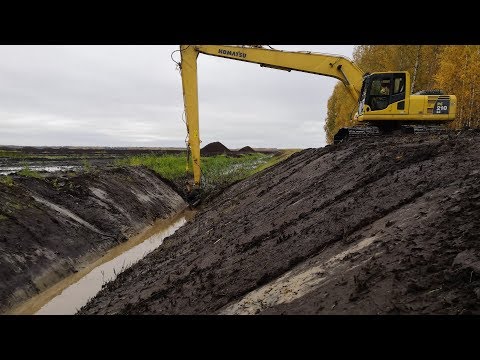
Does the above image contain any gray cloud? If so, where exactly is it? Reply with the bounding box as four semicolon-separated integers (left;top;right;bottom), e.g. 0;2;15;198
0;45;355;148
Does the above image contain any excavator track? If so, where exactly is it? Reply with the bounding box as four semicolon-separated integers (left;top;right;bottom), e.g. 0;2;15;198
333;125;381;144
333;123;448;144
399;124;448;135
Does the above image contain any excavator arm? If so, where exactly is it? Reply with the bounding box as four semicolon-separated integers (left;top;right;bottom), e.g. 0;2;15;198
179;45;365;187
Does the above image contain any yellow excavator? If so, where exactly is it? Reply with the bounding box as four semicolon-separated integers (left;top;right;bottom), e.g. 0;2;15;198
179;45;457;188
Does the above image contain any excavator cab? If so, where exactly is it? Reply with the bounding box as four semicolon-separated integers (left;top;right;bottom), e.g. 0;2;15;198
341;70;456;143
359;73;407;113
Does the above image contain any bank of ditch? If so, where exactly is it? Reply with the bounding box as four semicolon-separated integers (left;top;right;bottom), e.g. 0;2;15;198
79;131;480;315
0;144;286;314
0;166;187;314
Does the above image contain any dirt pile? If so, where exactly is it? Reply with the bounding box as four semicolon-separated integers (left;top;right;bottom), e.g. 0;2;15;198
201;142;231;156
0;167;186;313
237;146;256;154
79;131;480;315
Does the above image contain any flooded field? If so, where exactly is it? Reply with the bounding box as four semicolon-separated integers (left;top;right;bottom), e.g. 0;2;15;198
0;165;80;175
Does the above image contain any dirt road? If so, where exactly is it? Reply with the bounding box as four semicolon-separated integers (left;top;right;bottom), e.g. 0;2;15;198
73;131;479;314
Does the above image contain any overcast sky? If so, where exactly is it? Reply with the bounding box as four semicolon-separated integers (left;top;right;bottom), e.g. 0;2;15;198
0;45;355;149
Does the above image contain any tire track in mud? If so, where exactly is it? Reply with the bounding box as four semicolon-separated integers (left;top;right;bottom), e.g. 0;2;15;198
79;131;480;314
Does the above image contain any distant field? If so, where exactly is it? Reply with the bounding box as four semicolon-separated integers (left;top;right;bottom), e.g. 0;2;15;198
0;146;188;176
0;145;298;200
0;146;185;158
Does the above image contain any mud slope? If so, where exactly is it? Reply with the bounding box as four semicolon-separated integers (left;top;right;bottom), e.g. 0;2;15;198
79;131;480;315
0;167;186;313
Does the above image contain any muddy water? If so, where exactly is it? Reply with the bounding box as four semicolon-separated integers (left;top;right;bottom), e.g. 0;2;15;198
10;209;195;315
0;165;80;175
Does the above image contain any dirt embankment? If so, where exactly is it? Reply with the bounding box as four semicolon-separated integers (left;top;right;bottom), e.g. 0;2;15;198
201;142;259;157
79;131;480;315
201;142;232;156
0;167;186;313
237;146;256;154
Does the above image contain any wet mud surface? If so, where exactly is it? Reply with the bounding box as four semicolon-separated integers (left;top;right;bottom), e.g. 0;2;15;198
79;131;480;315
0;167;186;313
0;146;185;175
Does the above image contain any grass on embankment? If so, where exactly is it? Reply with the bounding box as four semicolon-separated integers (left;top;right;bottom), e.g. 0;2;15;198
0;166;43;181
251;149;301;174
0;176;14;186
116;150;300;199
17;167;43;179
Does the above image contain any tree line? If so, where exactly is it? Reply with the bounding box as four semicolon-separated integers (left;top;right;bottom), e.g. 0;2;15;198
324;45;480;143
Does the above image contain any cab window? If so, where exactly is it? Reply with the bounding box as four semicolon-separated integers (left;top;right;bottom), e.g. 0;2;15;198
393;75;405;94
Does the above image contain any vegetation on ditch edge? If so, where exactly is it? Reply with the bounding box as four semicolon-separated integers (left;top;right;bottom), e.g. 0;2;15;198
115;151;297;195
0;176;14;187
18;166;43;179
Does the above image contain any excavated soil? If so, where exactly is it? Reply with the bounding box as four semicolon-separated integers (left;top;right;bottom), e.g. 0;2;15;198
0;167;186;313
237;146;256;154
201;142;232;156
201;142;267;159
78;130;480;315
